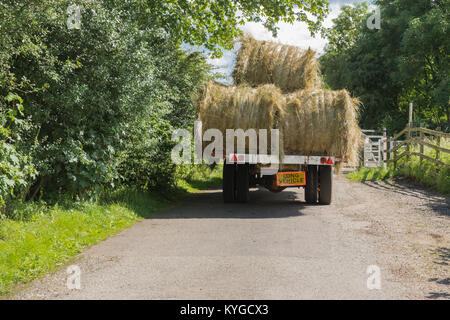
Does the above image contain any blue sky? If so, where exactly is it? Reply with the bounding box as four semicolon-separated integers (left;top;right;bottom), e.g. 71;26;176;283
185;0;371;84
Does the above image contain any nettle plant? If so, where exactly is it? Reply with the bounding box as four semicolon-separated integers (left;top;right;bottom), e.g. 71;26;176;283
0;94;36;208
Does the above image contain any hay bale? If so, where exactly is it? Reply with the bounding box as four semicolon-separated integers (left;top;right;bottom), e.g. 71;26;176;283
281;89;362;165
197;82;361;164
232;35;322;92
197;81;284;154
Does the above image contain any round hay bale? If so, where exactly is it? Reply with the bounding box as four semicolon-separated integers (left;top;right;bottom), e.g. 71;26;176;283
197;81;285;155
281;89;362;164
232;35;322;93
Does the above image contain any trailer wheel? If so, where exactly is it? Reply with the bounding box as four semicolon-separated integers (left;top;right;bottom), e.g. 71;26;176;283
305;165;318;204
223;161;236;203
236;164;250;203
319;166;333;205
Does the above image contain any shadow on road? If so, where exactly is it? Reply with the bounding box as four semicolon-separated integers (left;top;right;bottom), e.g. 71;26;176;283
361;179;449;217
149;188;310;219
427;247;450;299
426;292;450;299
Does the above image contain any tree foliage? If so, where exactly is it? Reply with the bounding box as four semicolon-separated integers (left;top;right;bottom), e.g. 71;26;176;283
320;0;449;132
106;0;329;57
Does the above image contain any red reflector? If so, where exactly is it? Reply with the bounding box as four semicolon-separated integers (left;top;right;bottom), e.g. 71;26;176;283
232;154;237;162
326;157;333;164
320;157;327;164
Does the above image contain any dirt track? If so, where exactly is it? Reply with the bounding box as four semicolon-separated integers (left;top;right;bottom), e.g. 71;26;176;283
14;174;449;299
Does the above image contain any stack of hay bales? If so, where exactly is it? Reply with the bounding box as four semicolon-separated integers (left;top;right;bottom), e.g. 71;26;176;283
197;35;361;165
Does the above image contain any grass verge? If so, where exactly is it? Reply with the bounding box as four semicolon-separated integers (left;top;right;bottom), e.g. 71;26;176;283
347;166;395;182
176;164;222;192
0;165;222;296
348;138;449;194
347;160;449;195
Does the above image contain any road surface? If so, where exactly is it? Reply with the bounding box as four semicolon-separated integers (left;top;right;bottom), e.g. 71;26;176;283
14;174;449;299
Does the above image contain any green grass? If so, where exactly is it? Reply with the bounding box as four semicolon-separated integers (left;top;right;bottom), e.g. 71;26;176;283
0;165;222;296
176;164;222;192
347;139;450;194
347;166;395;182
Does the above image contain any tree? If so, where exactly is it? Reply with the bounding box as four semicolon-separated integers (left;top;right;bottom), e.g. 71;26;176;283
323;2;369;53
320;2;369;89
106;0;330;57
393;0;450;127
320;0;449;132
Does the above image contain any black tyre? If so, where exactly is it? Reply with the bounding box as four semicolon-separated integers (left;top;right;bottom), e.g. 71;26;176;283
235;164;250;203
305;165;318;204
223;161;236;203
319;165;333;205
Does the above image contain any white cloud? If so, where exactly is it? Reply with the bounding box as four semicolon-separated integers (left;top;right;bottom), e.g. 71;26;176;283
241;3;342;54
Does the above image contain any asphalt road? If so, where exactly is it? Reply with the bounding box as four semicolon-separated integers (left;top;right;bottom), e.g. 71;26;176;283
14;174;449;299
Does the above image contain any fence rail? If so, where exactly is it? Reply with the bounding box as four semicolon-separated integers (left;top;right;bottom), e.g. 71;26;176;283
385;127;450;169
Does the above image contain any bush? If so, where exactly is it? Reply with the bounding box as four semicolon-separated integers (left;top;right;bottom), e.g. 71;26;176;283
0;94;37;208
1;1;210;202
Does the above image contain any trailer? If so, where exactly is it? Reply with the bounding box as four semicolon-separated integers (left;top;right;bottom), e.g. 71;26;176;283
222;154;335;205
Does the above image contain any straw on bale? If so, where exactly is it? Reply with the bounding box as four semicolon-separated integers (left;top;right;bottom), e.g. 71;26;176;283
197;81;285;154
232;35;322;93
197;81;362;164
282;89;362;165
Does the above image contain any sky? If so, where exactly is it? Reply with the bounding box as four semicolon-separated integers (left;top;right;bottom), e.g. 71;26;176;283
187;0;370;84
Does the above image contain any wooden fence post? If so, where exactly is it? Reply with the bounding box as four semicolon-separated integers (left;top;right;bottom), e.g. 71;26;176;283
393;140;397;170
383;128;387;168
406;126;411;162
409;102;413;126
419;123;424;164
436;127;441;161
407;102;413;162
